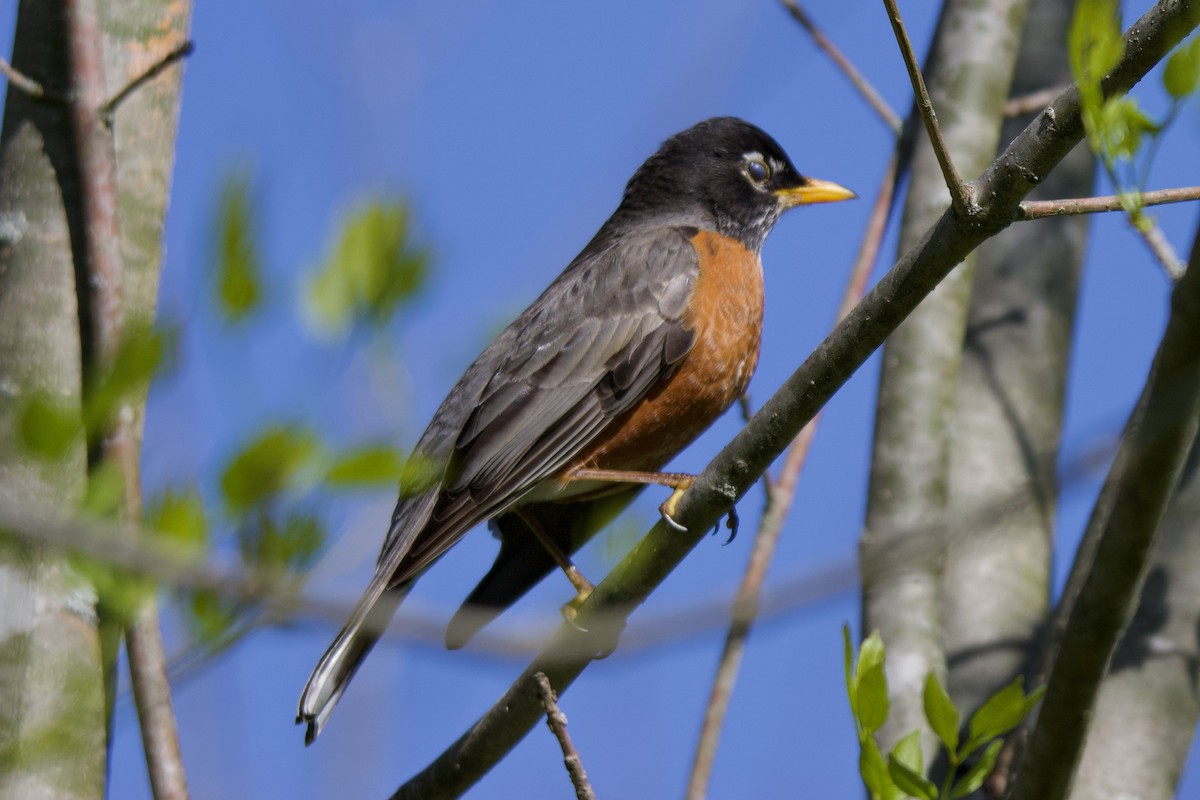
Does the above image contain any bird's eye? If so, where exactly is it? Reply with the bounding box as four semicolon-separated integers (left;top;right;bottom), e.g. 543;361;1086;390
745;158;771;184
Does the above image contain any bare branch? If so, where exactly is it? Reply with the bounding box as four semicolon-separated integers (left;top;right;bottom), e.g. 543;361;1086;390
1133;216;1187;282
65;1;188;792
1017;186;1200;219
1008;215;1200;800
100;40;194;124
1004;85;1070;117
0;55;63;101
780;1;902;134
535;673;597;800
881;0;972;215
685;149;901;800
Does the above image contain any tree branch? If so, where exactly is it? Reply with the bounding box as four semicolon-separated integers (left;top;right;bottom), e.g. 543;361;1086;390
0;55;63;101
387;4;1199;797
99;40;193;124
881;0;972;214
1008;203;1200;800
1016;186;1200;219
534;673;597;800
780;0;902;134
65;0;188;793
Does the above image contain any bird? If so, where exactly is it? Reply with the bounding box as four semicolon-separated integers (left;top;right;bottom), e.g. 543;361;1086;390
297;116;854;743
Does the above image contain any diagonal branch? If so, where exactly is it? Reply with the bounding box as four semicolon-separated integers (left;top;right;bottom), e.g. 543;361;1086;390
1008;205;1200;800
99;40;194;124
780;0;903;134
535;673;597;800
881;0;973;215
388;4;1199;797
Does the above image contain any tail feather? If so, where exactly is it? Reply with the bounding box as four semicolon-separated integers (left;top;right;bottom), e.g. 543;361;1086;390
297;586;407;744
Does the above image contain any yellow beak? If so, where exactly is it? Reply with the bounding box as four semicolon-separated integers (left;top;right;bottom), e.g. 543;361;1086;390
775;177;857;208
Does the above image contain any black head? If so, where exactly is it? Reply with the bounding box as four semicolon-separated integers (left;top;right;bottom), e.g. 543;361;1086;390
615;117;854;252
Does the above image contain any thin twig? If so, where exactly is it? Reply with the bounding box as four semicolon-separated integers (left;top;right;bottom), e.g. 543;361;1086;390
1133;216;1187;281
534;673;597;800
780;0;902;134
0;55;63;101
881;0;972;216
1017;186;1200;219
99;40;194;123
1004;85;1070;117
64;0;189;795
685;149;901;800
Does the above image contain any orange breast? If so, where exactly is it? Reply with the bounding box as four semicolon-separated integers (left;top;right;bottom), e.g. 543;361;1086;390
571;229;764;473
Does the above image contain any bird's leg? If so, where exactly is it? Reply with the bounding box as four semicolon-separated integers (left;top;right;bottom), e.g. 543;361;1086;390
515;508;595;628
565;467;696;531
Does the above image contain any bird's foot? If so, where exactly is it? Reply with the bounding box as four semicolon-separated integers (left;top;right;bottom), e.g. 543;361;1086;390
659;477;695;531
561;582;594;632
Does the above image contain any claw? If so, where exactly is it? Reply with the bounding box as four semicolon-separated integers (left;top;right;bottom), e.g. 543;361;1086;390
561;587;592;632
658;479;694;531
723;507;740;545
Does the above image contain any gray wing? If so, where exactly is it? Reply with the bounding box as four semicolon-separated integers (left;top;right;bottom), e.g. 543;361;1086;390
378;225;700;585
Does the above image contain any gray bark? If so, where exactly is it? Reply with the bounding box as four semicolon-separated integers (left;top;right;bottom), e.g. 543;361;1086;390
0;2;107;797
943;0;1094;720
861;0;1030;753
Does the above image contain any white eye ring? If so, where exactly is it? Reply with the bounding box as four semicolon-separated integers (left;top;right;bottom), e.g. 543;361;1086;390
745;158;771;184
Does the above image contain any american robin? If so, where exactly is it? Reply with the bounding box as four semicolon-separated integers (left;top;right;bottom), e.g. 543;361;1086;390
298;116;854;743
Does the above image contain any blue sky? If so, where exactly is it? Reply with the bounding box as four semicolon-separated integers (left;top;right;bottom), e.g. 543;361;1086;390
6;0;1195;797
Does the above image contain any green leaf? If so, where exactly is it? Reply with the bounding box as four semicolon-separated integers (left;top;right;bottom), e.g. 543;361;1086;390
16;393;82;460
889;750;937;800
1163;36;1200;99
923;672;959;761
83;321;171;440
891;729;924;775
238;509;325;574
951;739;1003;799
304;200;428;336
221;426;321;513
844;625;858;721
860;736;900;800
215;170;262;320
146;488;208;554
325;446;437;495
1093;96;1159;165
856;632;889;735
1069;0;1124;88
190;588;238;644
82;461;125;518
965;676;1038;753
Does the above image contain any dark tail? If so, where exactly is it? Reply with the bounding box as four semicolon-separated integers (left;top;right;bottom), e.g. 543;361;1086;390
296;585;407;744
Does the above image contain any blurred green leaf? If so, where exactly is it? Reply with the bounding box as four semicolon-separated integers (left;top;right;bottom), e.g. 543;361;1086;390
951;740;1003;799
860;736;899;800
215;170;262;320
325;445;436;495
891;729;924;775
1093;95;1159;166
221;426;321;513
923;672;959;761
83;321;171;441
238;509;325;574
304;201;428;336
146;487;208;554
1069;0;1124;92
857;632;889;735
16;393;82;460
889;739;936;800
844;625;857;719
82;461;125;518
965;676;1042;753
1163;36;1200;99
190;588;239;644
